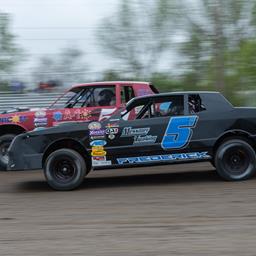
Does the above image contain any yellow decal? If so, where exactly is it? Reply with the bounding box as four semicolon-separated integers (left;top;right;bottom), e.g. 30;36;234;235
92;146;104;151
91;150;107;157
11;115;20;123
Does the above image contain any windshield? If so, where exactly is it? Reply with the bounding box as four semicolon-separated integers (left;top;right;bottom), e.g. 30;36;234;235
49;90;77;109
49;86;116;109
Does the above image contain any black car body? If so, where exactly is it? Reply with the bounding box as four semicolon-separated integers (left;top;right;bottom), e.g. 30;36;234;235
7;92;256;190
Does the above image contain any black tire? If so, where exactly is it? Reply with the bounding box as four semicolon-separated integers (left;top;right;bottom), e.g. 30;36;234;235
44;148;87;191
0;134;16;170
215;139;256;181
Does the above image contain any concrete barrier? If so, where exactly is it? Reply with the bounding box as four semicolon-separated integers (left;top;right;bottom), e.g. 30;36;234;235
0;92;63;112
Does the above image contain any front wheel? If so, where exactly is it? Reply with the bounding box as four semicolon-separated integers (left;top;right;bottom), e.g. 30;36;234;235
0;134;16;170
44;149;87;191
215;139;256;181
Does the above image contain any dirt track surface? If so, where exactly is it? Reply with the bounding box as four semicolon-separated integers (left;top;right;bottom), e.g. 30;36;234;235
1;162;256;255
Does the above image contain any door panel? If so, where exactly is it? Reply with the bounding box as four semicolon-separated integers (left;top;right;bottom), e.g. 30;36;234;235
105;117;170;159
103;93;211;166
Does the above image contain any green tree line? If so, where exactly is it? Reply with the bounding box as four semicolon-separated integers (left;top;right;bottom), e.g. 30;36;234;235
1;1;256;105
98;0;256;105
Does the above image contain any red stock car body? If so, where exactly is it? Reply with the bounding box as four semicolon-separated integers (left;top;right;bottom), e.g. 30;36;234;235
0;81;157;169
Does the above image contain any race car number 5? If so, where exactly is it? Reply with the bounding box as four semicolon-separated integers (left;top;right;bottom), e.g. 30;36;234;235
161;116;198;149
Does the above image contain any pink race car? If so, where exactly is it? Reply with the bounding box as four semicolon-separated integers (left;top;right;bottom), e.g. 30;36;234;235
0;81;158;169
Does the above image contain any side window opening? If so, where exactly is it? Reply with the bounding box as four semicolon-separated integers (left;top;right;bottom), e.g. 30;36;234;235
136;102;152;119
121;103;146;120
73;89;94;108
122;96;185;120
121;86;135;104
63;90;84;109
96;87;116;106
71;86;116;108
188;94;206;114
157;98;184;117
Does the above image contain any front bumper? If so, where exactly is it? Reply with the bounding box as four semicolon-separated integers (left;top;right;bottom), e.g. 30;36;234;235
7;134;43;171
8;152;43;171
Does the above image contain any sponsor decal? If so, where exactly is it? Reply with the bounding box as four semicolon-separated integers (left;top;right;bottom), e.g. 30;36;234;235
61;109;91;121
90;140;107;146
105;124;119;138
106;127;119;135
133;135;157;144
92;156;112;166
34;118;47;123
88;122;102;130
92;156;106;161
0;115;27;123
79;109;91;119
91;150;107;157
63;109;72;120
106;123;119;128
90;135;105;140
108;134;115;140
35;123;47;127
92;146;104;151
92;160;112;166
121;127;150;137
13;115;27;123
117;152;210;164
53;111;63;121
35;111;46;118
12;115;22;123
89;129;105;136
91;143;106;157
34;117;48;127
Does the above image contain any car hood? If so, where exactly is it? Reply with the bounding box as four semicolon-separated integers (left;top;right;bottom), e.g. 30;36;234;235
0;107;47;115
28;121;90;136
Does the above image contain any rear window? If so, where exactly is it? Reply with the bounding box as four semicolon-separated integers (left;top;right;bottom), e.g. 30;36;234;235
188;94;206;114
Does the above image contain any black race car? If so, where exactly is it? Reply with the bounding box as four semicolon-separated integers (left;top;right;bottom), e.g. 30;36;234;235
7;91;256;190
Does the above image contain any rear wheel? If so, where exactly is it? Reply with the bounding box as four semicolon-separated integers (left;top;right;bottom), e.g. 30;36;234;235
0;134;16;170
215;139;256;181
44;148;87;191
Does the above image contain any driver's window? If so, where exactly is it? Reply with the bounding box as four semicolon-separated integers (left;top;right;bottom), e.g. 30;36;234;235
153;96;184;117
95;87;116;106
122;96;184;120
72;86;116;108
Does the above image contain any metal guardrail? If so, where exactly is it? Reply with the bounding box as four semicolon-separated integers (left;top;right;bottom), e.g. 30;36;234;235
0;92;63;112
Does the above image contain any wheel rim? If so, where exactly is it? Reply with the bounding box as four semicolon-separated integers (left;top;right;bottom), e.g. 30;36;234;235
51;156;78;184
222;146;250;176
0;141;10;164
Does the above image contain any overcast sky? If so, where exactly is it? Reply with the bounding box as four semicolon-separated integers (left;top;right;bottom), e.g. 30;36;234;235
1;0;120;82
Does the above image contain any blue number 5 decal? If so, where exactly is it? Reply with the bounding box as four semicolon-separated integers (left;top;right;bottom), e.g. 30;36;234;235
161;116;198;149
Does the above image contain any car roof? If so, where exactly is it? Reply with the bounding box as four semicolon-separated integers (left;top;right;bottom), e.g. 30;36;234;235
71;81;151;89
128;91;220;101
125;91;229;111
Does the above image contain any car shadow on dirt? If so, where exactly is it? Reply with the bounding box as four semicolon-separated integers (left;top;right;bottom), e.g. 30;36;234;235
16;169;220;192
